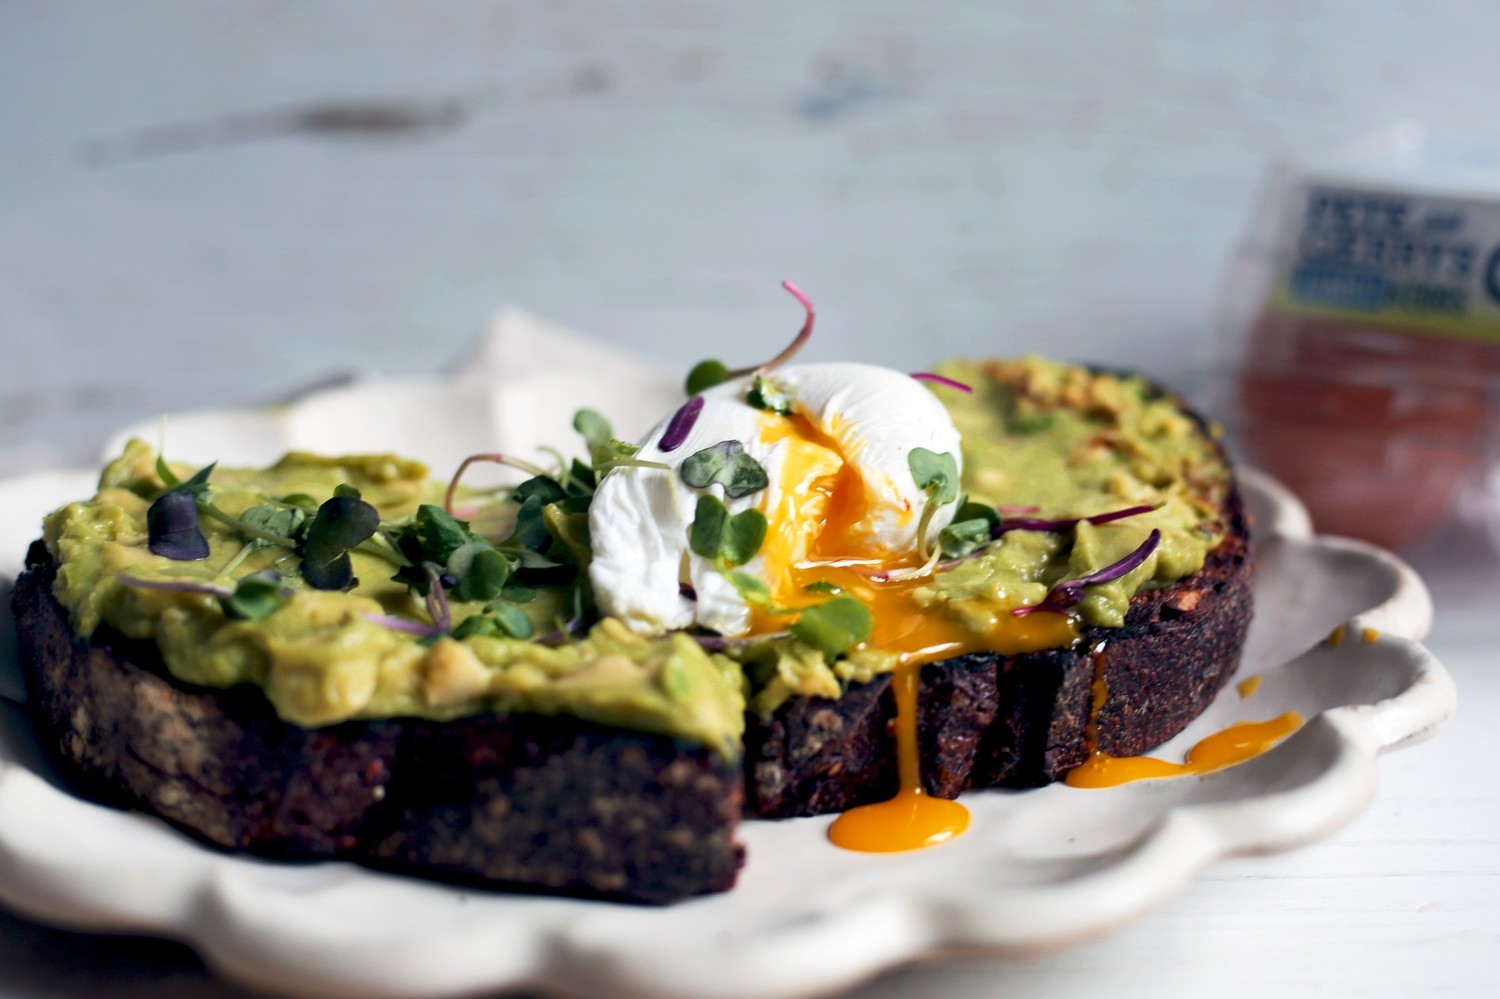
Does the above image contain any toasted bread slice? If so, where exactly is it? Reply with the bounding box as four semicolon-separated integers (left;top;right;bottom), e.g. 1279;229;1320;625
13;542;744;905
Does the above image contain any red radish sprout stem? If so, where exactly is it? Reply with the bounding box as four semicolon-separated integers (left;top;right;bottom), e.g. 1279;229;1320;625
726;280;816;378
910;372;974;393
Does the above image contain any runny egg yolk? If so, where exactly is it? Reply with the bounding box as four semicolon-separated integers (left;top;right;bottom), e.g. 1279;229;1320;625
748;412;1078;668
750;411;1078;854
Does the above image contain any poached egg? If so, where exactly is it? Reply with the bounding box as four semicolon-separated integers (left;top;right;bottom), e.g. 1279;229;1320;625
588;363;964;643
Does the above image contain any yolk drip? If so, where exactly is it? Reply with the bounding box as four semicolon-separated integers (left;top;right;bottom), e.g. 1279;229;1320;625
750;413;1079;852
1236;674;1262;699
1063;713;1305;787
824;662;970;851
1066;655;1303;789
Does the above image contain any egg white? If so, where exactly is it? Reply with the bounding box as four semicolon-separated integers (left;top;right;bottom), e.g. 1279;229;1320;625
587;363;963;636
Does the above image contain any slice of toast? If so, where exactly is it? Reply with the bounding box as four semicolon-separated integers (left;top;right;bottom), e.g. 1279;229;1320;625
744;484;1252;816
10;359;1250;901
12;541;744;905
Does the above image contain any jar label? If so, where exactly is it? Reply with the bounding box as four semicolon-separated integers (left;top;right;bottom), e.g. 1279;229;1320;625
1270;180;1500;343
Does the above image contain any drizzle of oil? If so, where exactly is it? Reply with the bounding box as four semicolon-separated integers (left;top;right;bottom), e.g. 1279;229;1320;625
1236;674;1262;699
1362;627;1380;644
1328;624;1346;648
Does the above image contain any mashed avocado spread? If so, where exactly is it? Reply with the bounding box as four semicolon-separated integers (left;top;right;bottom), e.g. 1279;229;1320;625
42;359;1229;748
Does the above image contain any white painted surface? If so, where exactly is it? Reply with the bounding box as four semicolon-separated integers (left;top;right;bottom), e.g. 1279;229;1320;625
0;2;1496;996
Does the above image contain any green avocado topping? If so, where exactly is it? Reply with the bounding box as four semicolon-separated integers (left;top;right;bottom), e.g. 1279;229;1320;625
40;357;1229;750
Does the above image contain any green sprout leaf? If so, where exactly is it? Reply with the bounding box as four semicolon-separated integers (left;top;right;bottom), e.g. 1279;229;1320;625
452;547;512;602
685;359;730;395
688;494;768;567
487;600;535;639
908;448;959;505
680;440;770;499
722;509;768;566
301;495;381;591
155;454;180;489
938;518;993;558
512;475;568;506
222;571;289;621
746;374;792;416
573;409;613;451
333;483;363;499
803;580;841;595
789;596;872;659
504;495;551;552
727;570;773;607
451;600;535;641
909;448;960;557
239;504;308;550
689;494;729;560
411;504;474;563
937;498;1001;558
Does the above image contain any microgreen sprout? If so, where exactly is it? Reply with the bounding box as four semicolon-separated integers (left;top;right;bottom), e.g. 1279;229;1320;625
789;596;872;658
1012;529;1162;617
300;494;381;591
117;570;290;622
937;502;1159;563
688;494;767;568
443;453;555;516
679;440;770;498
906;446;960;566
910;372;974;393
147;491;211;561
998;504;1157;534
682;280;816;394
693;631;792;652
424;564;453;633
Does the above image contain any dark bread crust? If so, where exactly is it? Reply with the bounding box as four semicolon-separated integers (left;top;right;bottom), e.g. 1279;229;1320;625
12;542;744;905
745;481;1253;817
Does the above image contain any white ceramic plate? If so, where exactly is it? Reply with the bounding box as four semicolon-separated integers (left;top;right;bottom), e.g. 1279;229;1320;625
0;372;1455;999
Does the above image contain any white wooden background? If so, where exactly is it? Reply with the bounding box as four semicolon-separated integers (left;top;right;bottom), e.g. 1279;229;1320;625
1;2;1497;996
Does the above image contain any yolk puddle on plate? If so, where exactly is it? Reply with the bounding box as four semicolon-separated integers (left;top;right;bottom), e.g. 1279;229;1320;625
750;412;1080;852
1362;627;1380;644
1065;654;1303;789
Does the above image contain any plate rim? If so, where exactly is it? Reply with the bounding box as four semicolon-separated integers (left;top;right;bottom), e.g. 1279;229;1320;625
0;396;1458;999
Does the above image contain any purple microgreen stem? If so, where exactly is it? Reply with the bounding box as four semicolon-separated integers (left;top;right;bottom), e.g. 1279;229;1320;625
660;395;704;453
535;612;584;646
117;572;232;600
444;453;554;515
195;501;297;549
996;504;1157;537
693;630;792;652
725;280;816;378
910;372;974;393
1012;529;1162;617
424;564;452;633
